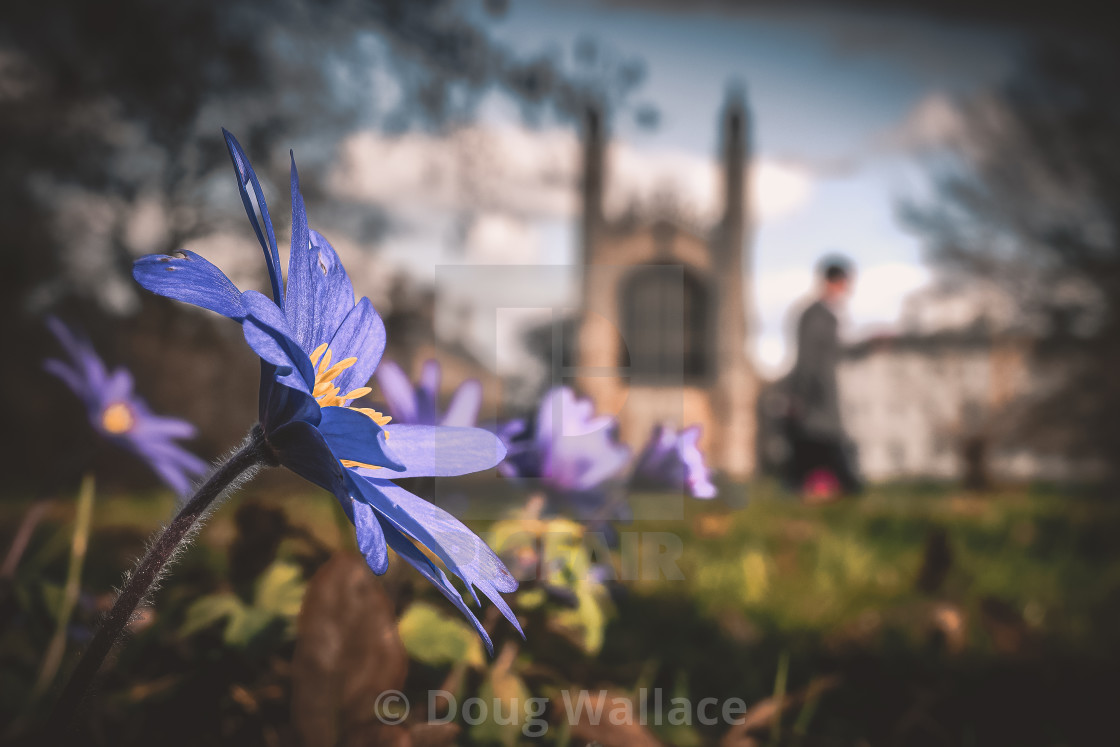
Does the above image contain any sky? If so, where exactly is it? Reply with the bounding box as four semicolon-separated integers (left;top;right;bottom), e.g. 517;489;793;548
154;0;1011;388
53;1;1023;383
330;0;1022;377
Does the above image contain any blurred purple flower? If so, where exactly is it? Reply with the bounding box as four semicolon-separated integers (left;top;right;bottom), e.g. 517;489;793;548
44;317;208;495
375;359;482;426
132;131;518;651
632;423;717;499
499;387;631;518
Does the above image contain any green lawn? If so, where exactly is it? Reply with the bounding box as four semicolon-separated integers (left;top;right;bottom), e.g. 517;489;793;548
2;480;1119;745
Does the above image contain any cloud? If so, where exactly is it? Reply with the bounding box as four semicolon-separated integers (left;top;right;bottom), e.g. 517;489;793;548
848;262;931;322
329;125;576;221
778;91;970;178
606;144;813;224
328;123;816;229
329;123;821;378
463;212;543;264
875;92;966;153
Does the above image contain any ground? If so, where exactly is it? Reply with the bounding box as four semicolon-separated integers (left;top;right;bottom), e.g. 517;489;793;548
1;479;1118;745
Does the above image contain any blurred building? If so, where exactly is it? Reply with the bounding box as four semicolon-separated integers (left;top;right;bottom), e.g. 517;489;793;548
574;88;758;480
837;285;1094;484
839;329;1030;483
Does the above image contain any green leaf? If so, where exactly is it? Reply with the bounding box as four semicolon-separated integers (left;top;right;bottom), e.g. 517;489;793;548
223;607;277;647
253;560;306;621
179;562;307;648
548;582;612;655
180;593;244;638
471;659;531;746
399;602;485;668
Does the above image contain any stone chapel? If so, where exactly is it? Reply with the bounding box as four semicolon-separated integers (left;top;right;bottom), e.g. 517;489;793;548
574;87;759;480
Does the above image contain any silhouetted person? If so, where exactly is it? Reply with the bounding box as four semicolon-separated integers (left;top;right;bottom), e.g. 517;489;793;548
786;256;863;499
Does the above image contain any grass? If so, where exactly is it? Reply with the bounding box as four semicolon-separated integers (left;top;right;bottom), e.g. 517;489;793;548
3;478;1120;744
640;482;1120;655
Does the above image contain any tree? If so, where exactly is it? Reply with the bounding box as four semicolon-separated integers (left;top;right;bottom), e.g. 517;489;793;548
0;0;655;482
906;42;1120;479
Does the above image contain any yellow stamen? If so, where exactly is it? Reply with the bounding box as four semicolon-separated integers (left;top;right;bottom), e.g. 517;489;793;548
101;402;135;434
316;348;333;375
308;348;392;455
319;357;357;384
340;459;382;470
354;408;392;427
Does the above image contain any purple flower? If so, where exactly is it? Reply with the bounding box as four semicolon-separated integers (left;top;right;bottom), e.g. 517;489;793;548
44;317;208;495
499;387;631;518
375;359;482;426
132;131;518;651
632;423;717;499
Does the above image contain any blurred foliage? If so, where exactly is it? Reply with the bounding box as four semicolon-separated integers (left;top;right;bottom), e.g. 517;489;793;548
472;644;532;747
180;560;306;648
908;41;1120;479
400;601;485;669
489;514;614;655
2;481;1120;743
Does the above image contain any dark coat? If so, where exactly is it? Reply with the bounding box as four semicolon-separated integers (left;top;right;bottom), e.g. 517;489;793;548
788;300;844;438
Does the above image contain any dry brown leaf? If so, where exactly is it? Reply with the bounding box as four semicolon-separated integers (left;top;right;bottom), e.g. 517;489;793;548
291;552;409;747
720;676;840;746
559;689;663;747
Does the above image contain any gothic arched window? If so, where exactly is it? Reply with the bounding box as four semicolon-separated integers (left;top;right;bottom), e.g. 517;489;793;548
619;264;711;383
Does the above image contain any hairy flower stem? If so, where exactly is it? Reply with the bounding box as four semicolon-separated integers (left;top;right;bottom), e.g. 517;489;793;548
52;427;273;723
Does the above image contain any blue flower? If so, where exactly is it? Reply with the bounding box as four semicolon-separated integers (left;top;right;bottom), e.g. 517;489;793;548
132;131;519;650
44;317;208;495
498;387;631;519
631;423;717;499
375;359;482;426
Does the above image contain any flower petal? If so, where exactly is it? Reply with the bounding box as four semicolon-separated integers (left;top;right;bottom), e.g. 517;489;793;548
441;379;482;427
350;495;389;575
679;425;717;499
44;358;90;404
284;157;358;353
268;420;350;515
45;316;106;390
130;409;198;440
374;360;418;424
102;367;135;404
350;476;522;641
318;406;405;472
416;359;440;425
131;438;209;496
283;154;314;348
372;508;495;654
287;228;356;355
240;291;315;394
222;129;283;306
324;297;385;398
356;425;506;479
632;423;716;499
133;251;247;319
258;364;322;432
